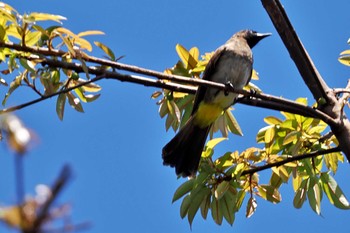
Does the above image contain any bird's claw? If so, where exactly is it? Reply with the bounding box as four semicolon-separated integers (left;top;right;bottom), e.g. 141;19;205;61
224;82;234;96
249;88;257;98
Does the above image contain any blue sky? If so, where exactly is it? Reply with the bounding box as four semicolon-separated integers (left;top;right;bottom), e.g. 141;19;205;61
1;0;350;232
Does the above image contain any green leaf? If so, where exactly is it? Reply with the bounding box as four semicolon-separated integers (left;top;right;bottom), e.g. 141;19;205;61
235;190;246;211
210;198;223;225
2;74;23;106
307;176;322;215
19;58;36;73
94;41;115;61
74;87;88;103
56;93;66;121
67;92;84;113
159;101;168;118
188;186;211;227
220;192;236;225
321;173;350;209
257;184;281;204
215;181;229;200
172;179;195;203
180;195;191;219
269;171;283;189
84;94;101;103
200;191;211;219
293;178;308;209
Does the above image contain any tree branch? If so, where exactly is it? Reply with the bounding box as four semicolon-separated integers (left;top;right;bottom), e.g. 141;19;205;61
261;0;350;162
241;146;341;176
30;165;72;233
261;0;330;102
0;46;334;125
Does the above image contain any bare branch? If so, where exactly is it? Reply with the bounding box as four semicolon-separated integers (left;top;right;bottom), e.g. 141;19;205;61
261;0;330;102
0;44;334;125
30;165;72;233
261;0;350;162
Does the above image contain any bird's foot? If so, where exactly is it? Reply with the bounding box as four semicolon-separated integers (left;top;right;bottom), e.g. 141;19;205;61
248;88;257;98
224;81;234;96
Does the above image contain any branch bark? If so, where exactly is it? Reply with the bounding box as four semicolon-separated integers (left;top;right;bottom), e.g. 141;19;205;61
261;0;350;162
0;49;332;126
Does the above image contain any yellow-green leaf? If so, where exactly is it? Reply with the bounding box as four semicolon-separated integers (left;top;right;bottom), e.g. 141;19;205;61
206;137;227;150
339;55;350;66
80;82;101;92
77;30;105;37
56;93;66;121
264;126;275;144
25;31;41;46
202;137;227;158
293;178;308;209
84;94;100;103
307;176;322;215
257;184;281;203
246;196;257;218
264;116;282;125
283;131;300;145
251;69;259;80
321;173;350;209
175;44;198;70
28;12;66;23
340;49;350;55
215;181;229;200
67;92;84;113
225;110;243;136
94;41;115;60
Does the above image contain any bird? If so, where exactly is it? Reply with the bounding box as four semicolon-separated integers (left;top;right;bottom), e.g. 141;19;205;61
162;29;271;177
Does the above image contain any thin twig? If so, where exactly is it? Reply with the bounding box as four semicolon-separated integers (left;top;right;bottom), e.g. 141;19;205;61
14;154;26;232
30;165;72;233
241;147;341;176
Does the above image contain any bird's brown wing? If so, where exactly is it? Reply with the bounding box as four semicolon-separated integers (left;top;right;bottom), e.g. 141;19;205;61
191;46;226;114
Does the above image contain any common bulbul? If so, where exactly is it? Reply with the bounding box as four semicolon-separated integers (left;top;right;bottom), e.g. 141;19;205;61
162;30;271;177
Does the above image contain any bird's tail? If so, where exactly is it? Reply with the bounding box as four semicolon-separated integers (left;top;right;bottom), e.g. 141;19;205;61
162;117;210;177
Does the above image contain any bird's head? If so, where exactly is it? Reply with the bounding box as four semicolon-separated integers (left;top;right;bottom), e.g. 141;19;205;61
235;30;271;48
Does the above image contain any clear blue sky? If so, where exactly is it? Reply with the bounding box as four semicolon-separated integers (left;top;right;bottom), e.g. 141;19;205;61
1;0;350;232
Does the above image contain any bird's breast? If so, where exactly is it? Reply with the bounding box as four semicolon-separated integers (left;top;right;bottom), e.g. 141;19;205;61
205;53;252;109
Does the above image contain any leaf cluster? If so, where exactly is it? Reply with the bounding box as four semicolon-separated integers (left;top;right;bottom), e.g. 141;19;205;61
0;3;119;120
159;46;350;226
